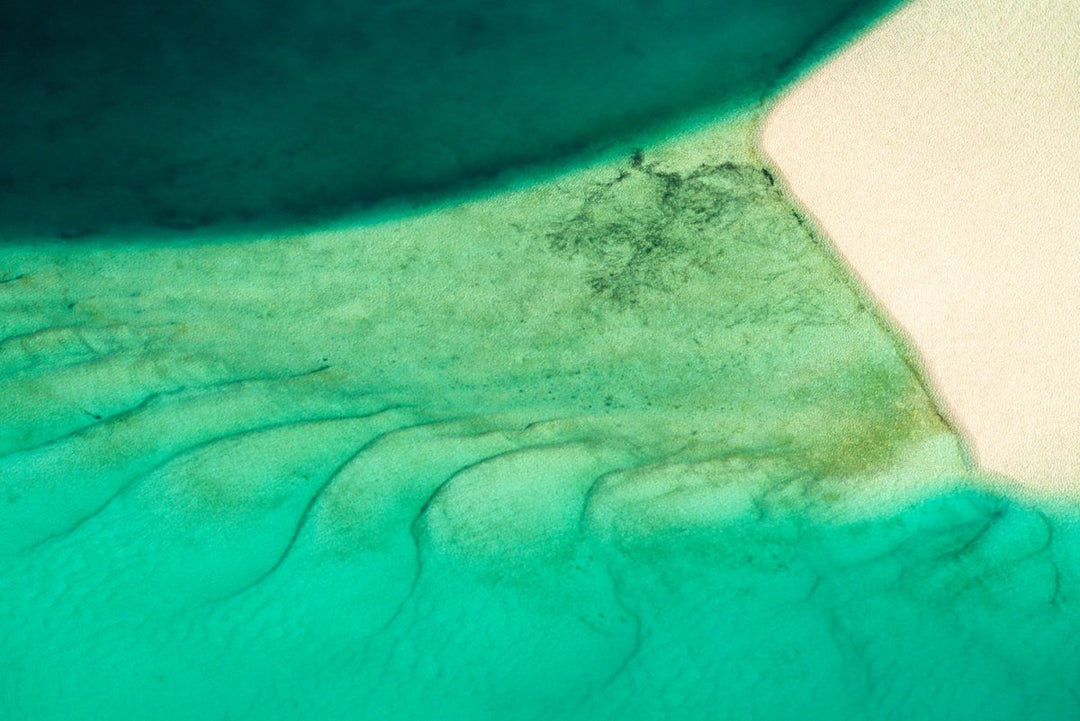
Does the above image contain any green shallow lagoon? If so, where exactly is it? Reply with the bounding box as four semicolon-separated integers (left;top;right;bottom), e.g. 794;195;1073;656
2;113;1078;719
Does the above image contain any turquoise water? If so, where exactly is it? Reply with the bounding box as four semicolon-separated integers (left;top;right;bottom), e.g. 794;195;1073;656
3;471;1078;720
3;117;1078;717
3;2;1079;719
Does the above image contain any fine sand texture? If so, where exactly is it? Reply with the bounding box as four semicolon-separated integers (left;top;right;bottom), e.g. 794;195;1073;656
763;0;1080;488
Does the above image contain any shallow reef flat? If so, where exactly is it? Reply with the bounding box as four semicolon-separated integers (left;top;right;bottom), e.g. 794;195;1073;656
2;114;1078;719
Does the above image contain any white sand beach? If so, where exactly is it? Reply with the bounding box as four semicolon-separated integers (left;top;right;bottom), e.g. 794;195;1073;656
763;0;1080;489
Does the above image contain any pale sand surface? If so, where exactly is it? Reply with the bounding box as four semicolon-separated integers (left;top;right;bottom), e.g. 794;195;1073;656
762;0;1080;489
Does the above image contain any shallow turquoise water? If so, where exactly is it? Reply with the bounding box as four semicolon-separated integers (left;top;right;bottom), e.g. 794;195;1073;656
2;1;1079;719
3;478;1078;720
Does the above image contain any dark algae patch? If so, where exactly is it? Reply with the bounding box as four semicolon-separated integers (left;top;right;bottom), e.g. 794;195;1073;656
547;158;757;307
0;0;901;239
547;156;807;308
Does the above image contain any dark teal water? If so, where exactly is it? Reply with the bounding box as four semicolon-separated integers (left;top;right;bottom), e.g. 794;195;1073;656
0;0;898;239
3;474;1079;720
